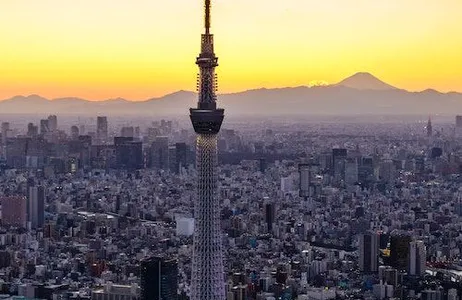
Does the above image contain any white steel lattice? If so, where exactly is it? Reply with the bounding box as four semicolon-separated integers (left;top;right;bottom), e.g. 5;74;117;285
190;134;225;300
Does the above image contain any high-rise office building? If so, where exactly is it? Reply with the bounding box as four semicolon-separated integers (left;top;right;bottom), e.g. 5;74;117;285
78;135;92;167
299;163;311;199
140;256;178;300
169;142;189;174
28;185;45;229
426;116;432;137
96;116;108;145
264;200;276;234
389;234;411;271
151;136;169;170
175;143;188;172
408;240;426;276
359;232;379;273
40;119;49;135
332;148;347;181
27;123;39;138
1;196;27;228
345;157;359;185
189;0;226;299
115;137;143;170
358;157;374;185
47;115;58;132
1;122;11;148
168;146;177;173
379;159;396;184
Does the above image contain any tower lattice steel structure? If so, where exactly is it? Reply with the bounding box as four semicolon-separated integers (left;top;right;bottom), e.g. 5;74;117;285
189;0;226;299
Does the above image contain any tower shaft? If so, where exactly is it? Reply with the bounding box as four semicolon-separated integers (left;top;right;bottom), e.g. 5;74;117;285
189;0;225;299
190;135;225;300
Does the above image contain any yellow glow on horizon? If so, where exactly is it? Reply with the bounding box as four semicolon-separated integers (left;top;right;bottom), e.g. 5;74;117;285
0;0;461;100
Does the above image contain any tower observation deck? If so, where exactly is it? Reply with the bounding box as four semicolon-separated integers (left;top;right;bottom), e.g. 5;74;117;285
190;0;224;134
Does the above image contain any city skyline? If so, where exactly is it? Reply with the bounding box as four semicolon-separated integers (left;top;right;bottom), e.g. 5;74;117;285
1;0;462;299
1;0;461;100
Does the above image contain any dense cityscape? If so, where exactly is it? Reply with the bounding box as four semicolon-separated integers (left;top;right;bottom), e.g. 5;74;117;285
1;0;461;299
0;115;461;299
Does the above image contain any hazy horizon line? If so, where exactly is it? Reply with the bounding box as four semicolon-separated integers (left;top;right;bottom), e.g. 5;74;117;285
3;82;460;103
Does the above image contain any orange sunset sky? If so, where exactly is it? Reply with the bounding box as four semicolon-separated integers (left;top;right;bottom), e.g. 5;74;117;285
1;0;461;100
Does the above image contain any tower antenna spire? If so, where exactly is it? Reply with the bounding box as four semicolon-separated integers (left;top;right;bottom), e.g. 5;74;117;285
205;0;211;34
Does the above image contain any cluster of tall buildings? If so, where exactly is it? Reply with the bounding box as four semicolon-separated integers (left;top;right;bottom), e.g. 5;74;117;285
1;181;44;229
0;116;192;174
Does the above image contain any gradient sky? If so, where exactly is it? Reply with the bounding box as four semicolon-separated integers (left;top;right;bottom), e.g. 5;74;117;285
1;0;461;100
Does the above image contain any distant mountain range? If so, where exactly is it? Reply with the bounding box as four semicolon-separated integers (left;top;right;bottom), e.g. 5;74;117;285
1;72;461;116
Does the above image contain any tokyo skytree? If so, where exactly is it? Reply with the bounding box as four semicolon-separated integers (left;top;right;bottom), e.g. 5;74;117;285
189;0;226;299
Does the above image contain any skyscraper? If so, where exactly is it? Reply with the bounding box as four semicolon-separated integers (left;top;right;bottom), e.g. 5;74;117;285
359;232;379;273
96;116;108;145
28;185;45;229
332;148;347;182
344;157;358;185
1;196;27;228
1;122;10;145
27;123;39;138
40;119;50;135
174;142;188;174
189;0;226;299
389;234;411;271
408;240;426;276
114;137;143;170
140;256;178;300
426;116;432;137
264;200;276;234
151;136;169;170
47;115;58;132
299;163;311;199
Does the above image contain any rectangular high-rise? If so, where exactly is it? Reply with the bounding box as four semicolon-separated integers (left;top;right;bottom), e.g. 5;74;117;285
1;122;10;145
389;234;411;270
359;232;379;273
96;116;108;145
1;196;27;228
114;137;143;170
174;142;188;174
140;256;178;300
264;200;276;233
332;148;347;181
40;119;49;135
299;163;311;198
28;185;45;229
151;136;169;170
408;240;426;276
47;115;58;132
